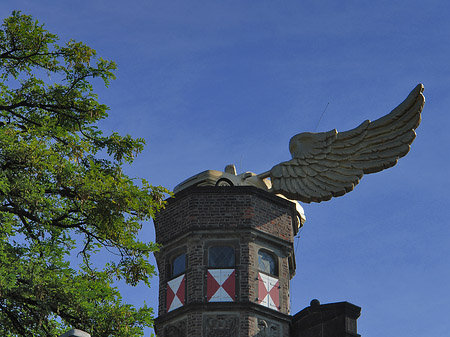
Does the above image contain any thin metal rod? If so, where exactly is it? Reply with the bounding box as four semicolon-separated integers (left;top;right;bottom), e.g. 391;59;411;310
314;102;330;132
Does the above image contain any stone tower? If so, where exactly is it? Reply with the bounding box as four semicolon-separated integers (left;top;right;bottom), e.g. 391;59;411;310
153;184;361;337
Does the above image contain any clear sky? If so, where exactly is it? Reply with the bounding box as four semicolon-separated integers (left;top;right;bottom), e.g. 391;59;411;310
1;1;449;336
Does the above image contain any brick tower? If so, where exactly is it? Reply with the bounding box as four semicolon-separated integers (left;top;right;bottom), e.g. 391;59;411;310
153;178;361;337
153;185;302;336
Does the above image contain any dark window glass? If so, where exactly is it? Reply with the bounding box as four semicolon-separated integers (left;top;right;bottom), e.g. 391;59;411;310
172;253;186;277
258;250;277;276
209;246;235;268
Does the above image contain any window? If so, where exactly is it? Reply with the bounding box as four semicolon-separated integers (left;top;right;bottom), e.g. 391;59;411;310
171;253;186;278
208;245;235;268
207;245;236;302
167;253;186;312
258;250;277;276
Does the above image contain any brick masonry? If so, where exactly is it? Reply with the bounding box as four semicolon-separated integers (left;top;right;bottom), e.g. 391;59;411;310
154;186;299;246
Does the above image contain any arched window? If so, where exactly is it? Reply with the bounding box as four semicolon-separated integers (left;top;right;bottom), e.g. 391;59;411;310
206;245;236;302
208;245;235;268
167;252;186;312
170;253;186;278
258;249;278;276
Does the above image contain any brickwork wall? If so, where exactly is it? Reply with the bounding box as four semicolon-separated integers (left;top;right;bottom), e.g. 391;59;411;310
240;310;252;336
239;242;252;302
281;257;291;314
186;238;204;304
154;186;298;246
187;311;203;336
155;252;167;315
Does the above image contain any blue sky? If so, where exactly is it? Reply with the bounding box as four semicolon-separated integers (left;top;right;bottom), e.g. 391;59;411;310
1;1;449;336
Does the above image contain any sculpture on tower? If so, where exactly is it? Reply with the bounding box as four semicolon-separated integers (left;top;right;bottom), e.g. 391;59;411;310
175;84;425;204
154;84;424;337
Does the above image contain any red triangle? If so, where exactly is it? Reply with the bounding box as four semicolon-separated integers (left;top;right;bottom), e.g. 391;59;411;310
207;271;220;301
258;274;268;304
176;275;186;304
166;285;175;312
268;280;279;309
222;270;235;301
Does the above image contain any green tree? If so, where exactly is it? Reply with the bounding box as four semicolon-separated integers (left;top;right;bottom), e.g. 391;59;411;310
0;11;168;337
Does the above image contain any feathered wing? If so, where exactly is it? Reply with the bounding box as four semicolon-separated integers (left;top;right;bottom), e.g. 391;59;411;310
270;84;425;203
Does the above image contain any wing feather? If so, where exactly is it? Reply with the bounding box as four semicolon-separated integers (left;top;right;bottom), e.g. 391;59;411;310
287;164;298;178
294;165;307;178
285;177;295;194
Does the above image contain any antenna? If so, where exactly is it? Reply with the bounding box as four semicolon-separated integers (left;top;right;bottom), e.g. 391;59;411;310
313;102;330;132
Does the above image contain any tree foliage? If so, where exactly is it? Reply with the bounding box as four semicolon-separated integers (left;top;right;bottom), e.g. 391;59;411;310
0;11;168;337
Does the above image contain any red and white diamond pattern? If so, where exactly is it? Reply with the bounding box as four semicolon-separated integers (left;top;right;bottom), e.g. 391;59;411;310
166;274;185;312
207;269;235;302
258;272;279;311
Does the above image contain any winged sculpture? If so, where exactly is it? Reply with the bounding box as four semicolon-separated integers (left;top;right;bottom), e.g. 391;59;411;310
174;84;425;206
264;83;425;203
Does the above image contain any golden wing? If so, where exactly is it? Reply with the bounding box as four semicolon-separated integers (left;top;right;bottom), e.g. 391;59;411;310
270;84;425;203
